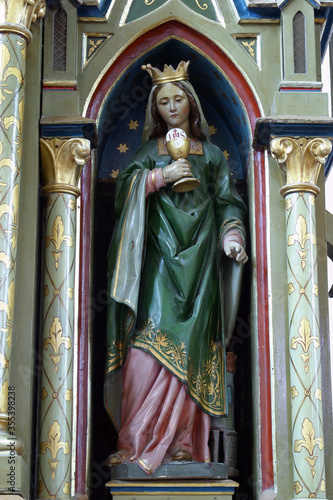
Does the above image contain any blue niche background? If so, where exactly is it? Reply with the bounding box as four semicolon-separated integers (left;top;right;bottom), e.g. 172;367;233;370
98;39;251;182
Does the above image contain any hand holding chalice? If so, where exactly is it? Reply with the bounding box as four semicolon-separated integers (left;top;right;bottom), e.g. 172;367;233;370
165;128;200;193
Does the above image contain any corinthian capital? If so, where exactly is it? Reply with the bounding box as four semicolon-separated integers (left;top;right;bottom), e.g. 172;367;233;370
270;136;332;197
0;0;46;37
40;138;91;197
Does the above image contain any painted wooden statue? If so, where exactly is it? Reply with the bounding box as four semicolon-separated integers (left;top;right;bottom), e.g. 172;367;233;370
104;61;248;474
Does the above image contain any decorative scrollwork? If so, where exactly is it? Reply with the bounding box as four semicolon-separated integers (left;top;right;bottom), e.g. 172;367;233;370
195;0;208;9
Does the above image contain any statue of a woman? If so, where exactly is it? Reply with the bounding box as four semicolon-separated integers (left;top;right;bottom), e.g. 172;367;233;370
104;61;248;474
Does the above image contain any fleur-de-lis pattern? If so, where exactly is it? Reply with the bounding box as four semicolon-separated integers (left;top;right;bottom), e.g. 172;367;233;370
38;191;76;497
0;32;26;417
285;189;326;497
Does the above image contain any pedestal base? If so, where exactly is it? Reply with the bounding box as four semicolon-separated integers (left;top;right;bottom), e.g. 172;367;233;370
0;454;22;493
110;461;227;480
106;479;239;500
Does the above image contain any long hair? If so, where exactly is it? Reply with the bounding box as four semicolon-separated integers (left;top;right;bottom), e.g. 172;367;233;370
149;82;206;140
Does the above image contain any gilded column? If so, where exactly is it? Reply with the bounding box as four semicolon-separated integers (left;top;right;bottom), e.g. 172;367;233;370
38;138;90;498
0;0;45;482
271;137;331;500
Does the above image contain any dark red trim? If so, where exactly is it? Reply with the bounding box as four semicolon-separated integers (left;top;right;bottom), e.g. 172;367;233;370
43;86;77;91
279;86;320;92
79;19;273;493
254;149;274;490
76;158;92;495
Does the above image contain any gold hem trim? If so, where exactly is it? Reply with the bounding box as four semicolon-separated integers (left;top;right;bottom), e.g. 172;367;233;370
130;341;226;416
137;458;154;474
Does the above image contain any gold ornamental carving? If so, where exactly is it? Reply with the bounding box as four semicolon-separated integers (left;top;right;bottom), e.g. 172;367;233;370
43;317;72;372
270;137;332;197
40;420;70;479
0;0;46;41
40;138;91;197
45;215;73;270
291;318;320;353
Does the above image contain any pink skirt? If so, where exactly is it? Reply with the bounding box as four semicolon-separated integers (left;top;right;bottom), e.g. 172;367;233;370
116;348;211;474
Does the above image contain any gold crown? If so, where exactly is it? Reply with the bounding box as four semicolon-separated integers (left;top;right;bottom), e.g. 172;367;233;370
142;61;190;85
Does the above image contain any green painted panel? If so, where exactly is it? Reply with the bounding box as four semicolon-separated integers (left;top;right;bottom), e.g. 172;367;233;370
125;0;219;24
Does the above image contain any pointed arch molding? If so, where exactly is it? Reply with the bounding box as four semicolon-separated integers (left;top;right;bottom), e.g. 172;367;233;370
78;20;272;495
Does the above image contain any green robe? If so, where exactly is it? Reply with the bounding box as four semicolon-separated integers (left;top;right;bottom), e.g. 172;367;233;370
105;138;246;429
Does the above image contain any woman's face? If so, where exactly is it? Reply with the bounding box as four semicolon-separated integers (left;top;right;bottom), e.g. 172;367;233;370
156;83;190;132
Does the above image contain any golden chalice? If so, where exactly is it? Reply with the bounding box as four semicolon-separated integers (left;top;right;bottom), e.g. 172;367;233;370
165;129;200;193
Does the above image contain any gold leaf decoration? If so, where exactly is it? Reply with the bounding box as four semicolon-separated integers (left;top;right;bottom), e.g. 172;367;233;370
3;66;23;85
0;203;14;221
63;482;70;494
0;45;12;103
1;44;10;72
40;421;70;480
308;194;315;206
288;215;316;253
241;40;256;58
305;456;318;467
0;380;8;413
305;365;309;374
291;318;320;353
64;389;72;402
291;385;299;399
288;282;295;295
0;353;7;369
52;251;62;270
5;329;12;349
320;480;326;492
37;480;44;493
314;388;322;401
10;233;17;250
300;353;312;363
67;287;74;299
47;459;60;480
44;284;50;297
41;387;48;400
46;216;73;270
0;157;16;173
294;481;303;495
68;199;75;211
3;115;20;132
312;284;318;296
294;418;324;456
43;317;72;372
0;252;11;269
286;198;293;211
0;279;14;323
311;467;316;477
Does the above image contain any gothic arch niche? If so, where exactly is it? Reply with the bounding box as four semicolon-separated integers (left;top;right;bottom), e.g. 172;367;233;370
83;21;268;499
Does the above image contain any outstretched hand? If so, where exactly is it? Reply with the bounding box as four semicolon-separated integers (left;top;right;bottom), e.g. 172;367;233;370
224;241;248;264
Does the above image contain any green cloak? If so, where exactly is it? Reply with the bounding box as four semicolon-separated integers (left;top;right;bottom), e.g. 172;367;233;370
104;138;247;431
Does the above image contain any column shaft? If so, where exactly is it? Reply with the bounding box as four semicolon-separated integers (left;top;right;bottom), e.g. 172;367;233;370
271;136;331;500
0;32;25;423
38;137;90;498
38;192;76;498
285;191;325;498
0;1;45;490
